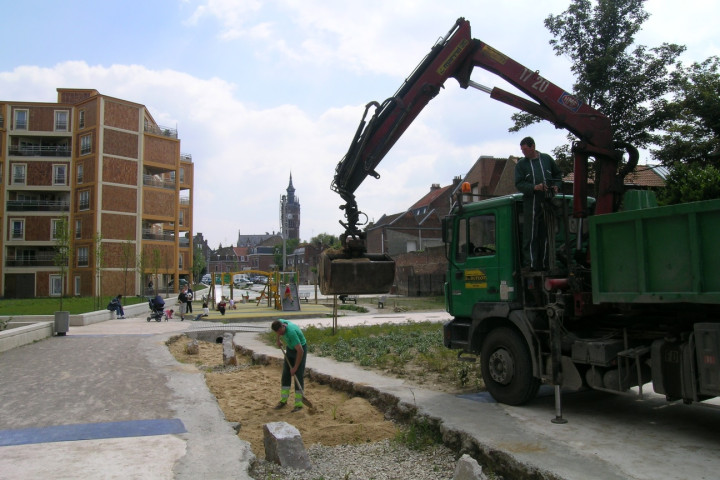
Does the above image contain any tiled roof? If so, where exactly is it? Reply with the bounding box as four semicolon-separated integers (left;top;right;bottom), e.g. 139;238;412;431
564;165;667;187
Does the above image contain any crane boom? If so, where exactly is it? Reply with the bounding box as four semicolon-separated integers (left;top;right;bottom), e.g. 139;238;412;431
320;17;637;295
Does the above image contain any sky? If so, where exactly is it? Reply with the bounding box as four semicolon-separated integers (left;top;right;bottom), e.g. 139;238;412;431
2;0;718;249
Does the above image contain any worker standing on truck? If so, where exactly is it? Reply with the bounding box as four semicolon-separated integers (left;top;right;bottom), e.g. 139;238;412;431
271;319;307;412
515;136;562;270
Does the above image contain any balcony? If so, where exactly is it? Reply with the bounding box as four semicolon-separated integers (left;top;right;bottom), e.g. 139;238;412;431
144;123;178;139
143;174;176;190
6;253;63;267
7;199;70;212
9;145;71;157
142;229;175;242
181;153;192;162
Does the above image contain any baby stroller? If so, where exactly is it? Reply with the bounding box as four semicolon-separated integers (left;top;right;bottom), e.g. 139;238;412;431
147;296;166;322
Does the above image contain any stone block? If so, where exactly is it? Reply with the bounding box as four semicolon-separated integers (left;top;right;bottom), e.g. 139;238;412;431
222;333;237;366
263;421;311;470
185;339;199;355
453;453;486;480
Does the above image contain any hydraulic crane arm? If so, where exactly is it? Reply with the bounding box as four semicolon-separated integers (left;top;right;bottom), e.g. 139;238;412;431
321;17;637;295
331;18;637;239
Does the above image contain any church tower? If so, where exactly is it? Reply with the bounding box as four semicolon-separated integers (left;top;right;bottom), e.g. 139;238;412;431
280;173;301;240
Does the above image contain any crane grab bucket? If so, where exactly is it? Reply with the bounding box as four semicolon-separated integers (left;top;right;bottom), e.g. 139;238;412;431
319;250;395;295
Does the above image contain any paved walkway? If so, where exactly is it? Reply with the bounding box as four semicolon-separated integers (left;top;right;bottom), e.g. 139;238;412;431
1;309;720;479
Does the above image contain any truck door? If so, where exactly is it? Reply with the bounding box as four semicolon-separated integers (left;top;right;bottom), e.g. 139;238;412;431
448;212;501;318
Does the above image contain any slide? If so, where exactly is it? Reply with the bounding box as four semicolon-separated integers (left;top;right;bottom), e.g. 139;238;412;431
281;284;301;312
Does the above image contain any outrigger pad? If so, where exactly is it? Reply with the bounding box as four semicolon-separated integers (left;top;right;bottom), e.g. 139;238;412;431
319;251;395;295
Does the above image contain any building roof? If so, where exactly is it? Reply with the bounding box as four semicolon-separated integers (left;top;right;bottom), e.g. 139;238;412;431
564;164;667;187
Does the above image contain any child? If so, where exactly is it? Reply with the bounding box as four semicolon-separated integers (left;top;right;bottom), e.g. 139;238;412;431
202;301;209;317
165;309;174;320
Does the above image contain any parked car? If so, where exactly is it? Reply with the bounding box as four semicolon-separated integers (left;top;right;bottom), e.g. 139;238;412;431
201;274;211;285
168;278;189;288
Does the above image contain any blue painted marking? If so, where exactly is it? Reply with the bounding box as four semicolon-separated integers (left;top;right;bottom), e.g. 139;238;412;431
0;418;186;447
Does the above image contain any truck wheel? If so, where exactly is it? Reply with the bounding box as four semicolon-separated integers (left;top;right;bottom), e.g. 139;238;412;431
481;327;540;405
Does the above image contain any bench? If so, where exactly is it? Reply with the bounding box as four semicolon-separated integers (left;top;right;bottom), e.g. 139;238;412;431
338;294;357;304
378;295;387;309
299;293;310;303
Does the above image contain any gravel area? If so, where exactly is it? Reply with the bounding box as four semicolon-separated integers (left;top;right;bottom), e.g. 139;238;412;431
250;439;459;479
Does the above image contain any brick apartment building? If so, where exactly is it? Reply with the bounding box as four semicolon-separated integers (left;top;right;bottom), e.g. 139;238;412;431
0;88;193;298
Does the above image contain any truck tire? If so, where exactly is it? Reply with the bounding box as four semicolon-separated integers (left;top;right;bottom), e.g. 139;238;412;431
481;327;540;405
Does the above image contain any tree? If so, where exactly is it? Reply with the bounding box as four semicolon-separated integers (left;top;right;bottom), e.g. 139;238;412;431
657;163;720;206
136;250;149;296
120;239;135;297
52;216;72;311
192;246;206;282
310;233;340;250
652;56;720;166
93;233;106;311
511;0;684;166
151;249;162;296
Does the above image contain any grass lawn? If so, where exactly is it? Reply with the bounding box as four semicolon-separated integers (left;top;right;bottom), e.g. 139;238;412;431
1;284;209;316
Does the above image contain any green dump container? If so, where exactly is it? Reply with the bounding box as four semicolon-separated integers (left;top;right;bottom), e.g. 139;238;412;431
589;198;720;304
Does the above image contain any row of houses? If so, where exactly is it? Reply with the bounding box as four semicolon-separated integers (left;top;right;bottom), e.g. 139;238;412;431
196;155;667;294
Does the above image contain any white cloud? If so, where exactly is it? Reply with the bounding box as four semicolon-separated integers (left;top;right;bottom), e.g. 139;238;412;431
3;0;718;248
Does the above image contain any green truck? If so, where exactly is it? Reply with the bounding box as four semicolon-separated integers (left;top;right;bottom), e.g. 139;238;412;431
442;190;720;406
320;18;720;410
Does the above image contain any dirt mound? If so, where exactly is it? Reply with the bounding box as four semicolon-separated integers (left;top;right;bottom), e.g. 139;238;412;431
167;336;397;458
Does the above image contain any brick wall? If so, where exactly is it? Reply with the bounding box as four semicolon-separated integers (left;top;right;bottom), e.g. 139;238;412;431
100;213;136;241
102;185;138;214
104;100;139;132
103;128;138;159
102;157;138;185
144;135;178;167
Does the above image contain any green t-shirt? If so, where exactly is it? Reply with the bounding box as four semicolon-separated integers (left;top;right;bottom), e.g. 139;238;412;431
281;320;306;349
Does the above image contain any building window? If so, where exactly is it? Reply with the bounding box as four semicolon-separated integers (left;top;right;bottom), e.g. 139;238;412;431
74;276;81;296
77;164;84;184
53;164;67;185
11;220;24;240
178;254;184;269
75;219;82;239
14;109;28;130
51;219;62;240
55;110;69;131
77;247;89;267
179;211;184;226
79;190;90;210
78;110;85;129
12;164;26;184
179;167;185;183
50;275;63;296
80;134;92;155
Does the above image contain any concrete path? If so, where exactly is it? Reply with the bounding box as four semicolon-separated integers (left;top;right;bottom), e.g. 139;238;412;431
1;309;720;479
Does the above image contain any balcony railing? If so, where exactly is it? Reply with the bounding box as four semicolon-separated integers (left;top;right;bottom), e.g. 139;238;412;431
143;175;176;190
142;230;175;242
9;145;72;157
179;238;190;247
180;153;192;162
179;197;190;205
6;254;63;267
144;123;178;139
7;200;70;211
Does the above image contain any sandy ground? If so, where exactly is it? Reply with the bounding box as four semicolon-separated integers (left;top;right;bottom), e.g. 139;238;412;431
167;336;398;459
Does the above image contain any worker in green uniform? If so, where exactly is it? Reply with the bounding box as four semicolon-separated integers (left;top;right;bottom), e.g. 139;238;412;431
271;319;308;412
515;136;562;270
